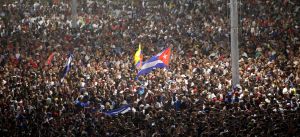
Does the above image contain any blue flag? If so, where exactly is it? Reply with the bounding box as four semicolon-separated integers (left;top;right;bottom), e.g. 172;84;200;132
104;105;131;116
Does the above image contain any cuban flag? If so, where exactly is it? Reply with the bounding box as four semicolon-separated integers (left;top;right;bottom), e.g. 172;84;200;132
104;105;131;116
136;47;171;78
60;54;73;80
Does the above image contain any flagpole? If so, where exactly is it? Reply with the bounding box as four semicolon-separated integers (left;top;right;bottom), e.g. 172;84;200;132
230;0;240;86
71;0;78;28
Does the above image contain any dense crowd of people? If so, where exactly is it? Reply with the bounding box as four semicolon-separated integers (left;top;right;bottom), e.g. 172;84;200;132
0;0;299;136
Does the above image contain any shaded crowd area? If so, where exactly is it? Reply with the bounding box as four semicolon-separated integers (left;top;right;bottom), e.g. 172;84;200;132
0;0;299;136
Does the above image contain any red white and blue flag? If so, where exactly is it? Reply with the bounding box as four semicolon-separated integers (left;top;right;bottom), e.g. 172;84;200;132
136;47;171;78
60;54;73;80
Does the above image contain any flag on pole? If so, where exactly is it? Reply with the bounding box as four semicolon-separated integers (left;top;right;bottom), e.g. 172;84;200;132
136;47;171;79
60;54;73;80
134;44;143;68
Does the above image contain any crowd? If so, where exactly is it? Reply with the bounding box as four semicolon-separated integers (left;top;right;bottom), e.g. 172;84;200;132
0;0;299;136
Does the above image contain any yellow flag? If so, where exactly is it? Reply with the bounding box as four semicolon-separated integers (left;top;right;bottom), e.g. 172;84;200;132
134;44;143;68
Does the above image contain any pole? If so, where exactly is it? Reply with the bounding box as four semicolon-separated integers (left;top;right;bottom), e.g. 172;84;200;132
71;0;78;28
230;0;240;86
